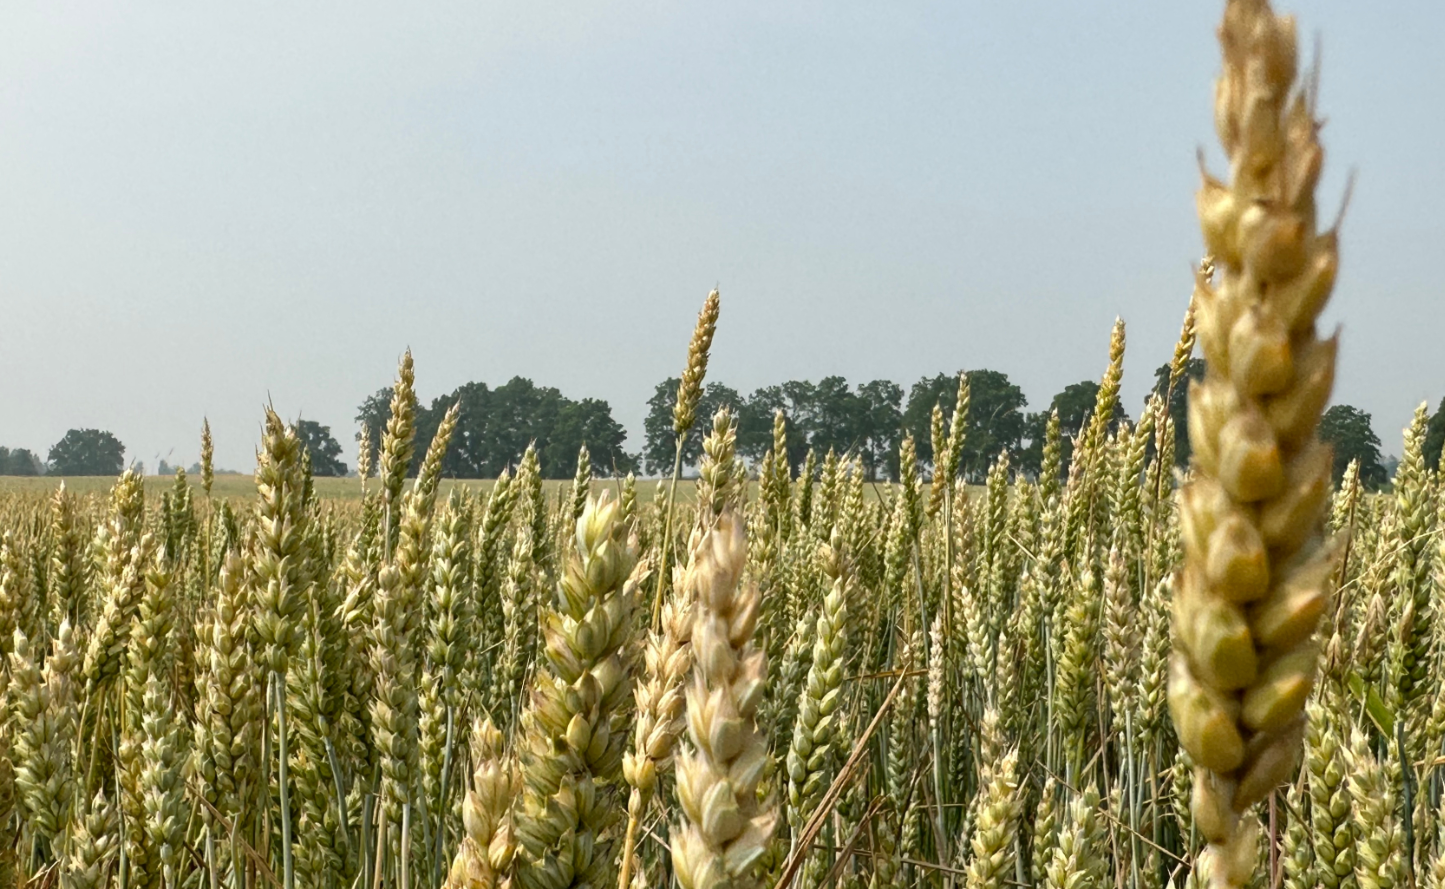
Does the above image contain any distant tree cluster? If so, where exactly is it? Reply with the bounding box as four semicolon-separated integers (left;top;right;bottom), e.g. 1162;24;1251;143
357;376;634;480
642;364;1203;483
0;447;43;476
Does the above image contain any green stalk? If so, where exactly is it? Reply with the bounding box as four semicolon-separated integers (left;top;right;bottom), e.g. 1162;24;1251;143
360;791;374;889
1399;721;1417;889
116;727;128;889
324;736;351;857
80;694;101;795
229;818;243;889
371;802;387;889
206;823;220;889
942;485;954;641
400;802;411;889
1125;710;1141;889
650;434;686;629
913;552;949;875
415;782;432;888
432;707;456;888
273;674;295;889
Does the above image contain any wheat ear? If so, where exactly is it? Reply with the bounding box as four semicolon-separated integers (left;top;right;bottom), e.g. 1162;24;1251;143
670;510;776;889
1170;1;1338;885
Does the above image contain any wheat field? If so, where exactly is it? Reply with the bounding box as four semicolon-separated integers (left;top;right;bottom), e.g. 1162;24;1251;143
0;2;1422;889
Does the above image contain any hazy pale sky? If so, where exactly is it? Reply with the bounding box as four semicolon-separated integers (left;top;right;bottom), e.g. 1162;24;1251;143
2;2;1441;473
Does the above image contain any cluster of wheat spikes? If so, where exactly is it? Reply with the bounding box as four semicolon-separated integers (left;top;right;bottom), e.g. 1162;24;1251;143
0;2;1420;888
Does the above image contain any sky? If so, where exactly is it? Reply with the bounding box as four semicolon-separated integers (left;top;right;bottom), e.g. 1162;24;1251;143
2;1;1442;474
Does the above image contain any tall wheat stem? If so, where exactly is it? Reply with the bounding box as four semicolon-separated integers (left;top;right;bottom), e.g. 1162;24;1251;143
272;674;295;889
652;440;686;629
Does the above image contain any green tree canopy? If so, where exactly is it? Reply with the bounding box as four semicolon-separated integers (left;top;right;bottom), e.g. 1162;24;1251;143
736;386;808;472
48;429;125;476
958;369;1027;481
1149;358;1206;468
1424;396;1445;471
800;376;859;461
903;371;1027;482
1055;379;1128;466
645;376;907;480
642;379;742;476
895;368;1034;482
1318;404;1387;490
355;386;394;472
543;397;635;478
902;373;960;469
646;375;906;480
855;379;905;480
0;447;42;476
1018;379;1130;479
295;420;348;477
402;377;635;480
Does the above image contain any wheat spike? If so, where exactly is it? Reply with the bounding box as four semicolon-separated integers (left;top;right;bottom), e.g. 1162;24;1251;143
962;741;1022;889
670;510;776;889
379;350;419;514
1170;1;1339;882
674;290;721;437
511;493;641;889
443;718;519;889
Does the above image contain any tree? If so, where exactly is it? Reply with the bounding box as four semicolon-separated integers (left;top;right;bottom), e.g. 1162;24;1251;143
48;429;125;476
856;379;905;480
1149;359;1206;468
355;386;394;472
1425;396;1445;471
641;379;741;476
1318;404;1387;490
1018;380;1130;480
959;370;1027;482
1056;380;1127;468
1053;381;1102;442
738;386;807;472
1016;414;1045;479
642;378;683;476
902;370;1027;482
0;447;42;476
295;420;349;477
736;386;782;464
803;376;862;461
902;373;963;470
546;398;637;477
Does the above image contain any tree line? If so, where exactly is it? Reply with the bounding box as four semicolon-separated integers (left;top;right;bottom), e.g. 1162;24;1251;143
641;364;1200;482
3;369;1437;488
0;447;44;476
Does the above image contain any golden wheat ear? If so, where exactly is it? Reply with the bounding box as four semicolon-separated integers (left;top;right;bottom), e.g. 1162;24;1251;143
1169;1;1339;886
